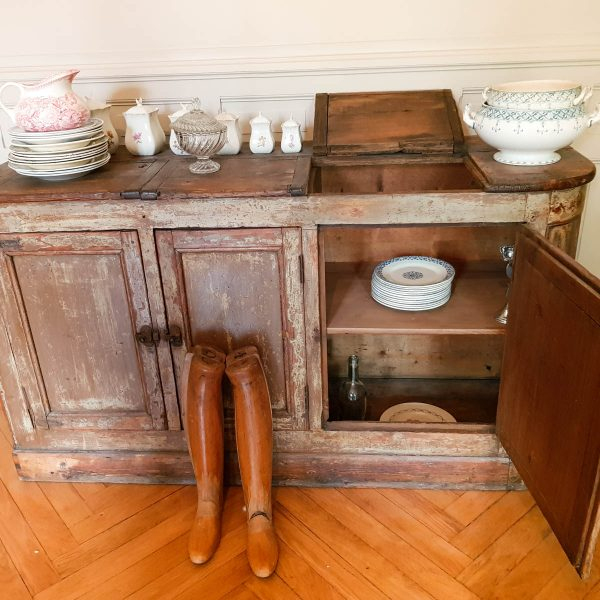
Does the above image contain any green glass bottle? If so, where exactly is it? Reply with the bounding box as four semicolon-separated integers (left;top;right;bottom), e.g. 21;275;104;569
338;355;367;420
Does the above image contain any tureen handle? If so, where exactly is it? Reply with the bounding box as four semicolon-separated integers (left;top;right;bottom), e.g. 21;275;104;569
574;86;593;106
586;104;600;128
462;104;476;129
0;81;25;123
481;87;491;103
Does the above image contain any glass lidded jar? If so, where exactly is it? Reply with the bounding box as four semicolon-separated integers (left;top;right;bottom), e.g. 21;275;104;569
338;355;367;420
172;99;227;174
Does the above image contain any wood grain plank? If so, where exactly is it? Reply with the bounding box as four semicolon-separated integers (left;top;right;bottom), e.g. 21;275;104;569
304;488;478;600
451;490;535;558
37;482;94;527
244;573;301;600
126;525;248;600
458;507;551;598
534;555;600;599
491;533;575;600
0;433;78;559
275;505;390;600
0;538;32;600
0;480;59;595
277;488;434;600
378;489;464;541
174;552;250;600
255;540;342;600
415;489;463;509
53;485;197;577
340;488;471;576
445;490;506;526
34;503;196;600
69;485;179;542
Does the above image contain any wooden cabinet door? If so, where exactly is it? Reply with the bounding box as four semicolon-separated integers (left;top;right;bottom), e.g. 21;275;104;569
497;227;600;578
0;231;166;438
156;228;307;430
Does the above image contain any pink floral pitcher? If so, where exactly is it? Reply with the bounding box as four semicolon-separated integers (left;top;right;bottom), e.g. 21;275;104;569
0;69;90;132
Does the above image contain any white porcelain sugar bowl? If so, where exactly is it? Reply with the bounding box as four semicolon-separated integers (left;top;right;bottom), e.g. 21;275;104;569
216;111;242;155
280;114;302;153
168;103;192;155
85;97;119;154
249;112;274;154
124;98;166;156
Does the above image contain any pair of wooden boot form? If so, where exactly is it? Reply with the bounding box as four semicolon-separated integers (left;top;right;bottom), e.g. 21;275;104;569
182;344;278;578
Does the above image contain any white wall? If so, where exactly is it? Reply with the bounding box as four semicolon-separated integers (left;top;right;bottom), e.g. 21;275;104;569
1;1;599;273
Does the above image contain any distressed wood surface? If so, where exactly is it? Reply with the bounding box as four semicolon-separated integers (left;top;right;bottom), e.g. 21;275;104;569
325;265;507;335
466;139;595;192
0;231;166;434
327;333;504;379
156;228;307;431
497;227;600;577
316;90;465;156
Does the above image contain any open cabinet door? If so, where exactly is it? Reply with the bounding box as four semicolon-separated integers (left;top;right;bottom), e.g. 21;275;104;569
497;227;600;578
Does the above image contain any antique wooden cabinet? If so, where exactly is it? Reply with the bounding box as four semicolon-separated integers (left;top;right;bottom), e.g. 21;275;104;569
0;90;598;576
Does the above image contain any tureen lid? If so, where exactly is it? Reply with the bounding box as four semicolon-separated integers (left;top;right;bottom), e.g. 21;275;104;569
124;98;158;115
281;114;299;128
215;111;239;122
250;112;270;125
172;99;226;134
85;96;110;111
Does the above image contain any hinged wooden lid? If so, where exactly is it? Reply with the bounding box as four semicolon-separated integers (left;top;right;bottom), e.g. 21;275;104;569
313;90;465;156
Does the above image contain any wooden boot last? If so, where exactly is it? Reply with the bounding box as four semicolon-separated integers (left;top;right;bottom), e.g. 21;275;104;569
181;344;226;564
226;346;278;578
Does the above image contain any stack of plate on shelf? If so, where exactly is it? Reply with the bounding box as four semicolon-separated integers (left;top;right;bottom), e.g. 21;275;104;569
371;255;455;311
8;118;110;181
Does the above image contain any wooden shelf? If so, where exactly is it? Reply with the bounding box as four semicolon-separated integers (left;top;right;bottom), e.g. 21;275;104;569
328;377;499;424
325;263;507;335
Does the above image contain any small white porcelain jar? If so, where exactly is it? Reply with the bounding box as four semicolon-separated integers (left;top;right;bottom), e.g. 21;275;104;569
86;97;119;154
280;115;302;153
249;112;274;154
168;103;191;155
216;112;242;155
124;98;166;156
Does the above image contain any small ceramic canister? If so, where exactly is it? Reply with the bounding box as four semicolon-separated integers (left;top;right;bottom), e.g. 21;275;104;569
216;111;242;155
168;103;192;155
85;97;119;154
123;98;166;156
249;112;274;153
280;114;302;153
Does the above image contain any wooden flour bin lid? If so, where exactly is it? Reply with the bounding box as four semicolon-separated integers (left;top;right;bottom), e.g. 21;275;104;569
313;90;465;157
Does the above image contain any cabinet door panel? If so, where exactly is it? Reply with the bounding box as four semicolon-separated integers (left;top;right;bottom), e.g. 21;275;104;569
157;228;307;430
0;231;166;432
497;227;600;578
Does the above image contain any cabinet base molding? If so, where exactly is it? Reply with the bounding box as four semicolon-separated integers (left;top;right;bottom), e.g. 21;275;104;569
13;449;524;490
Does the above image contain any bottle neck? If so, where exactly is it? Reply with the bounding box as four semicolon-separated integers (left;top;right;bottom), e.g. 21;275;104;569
348;355;359;382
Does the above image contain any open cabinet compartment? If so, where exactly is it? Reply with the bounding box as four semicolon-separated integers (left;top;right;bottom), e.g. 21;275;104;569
319;223;518;429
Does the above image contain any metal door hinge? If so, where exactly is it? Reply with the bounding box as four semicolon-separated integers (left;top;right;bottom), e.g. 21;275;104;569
136;325;183;347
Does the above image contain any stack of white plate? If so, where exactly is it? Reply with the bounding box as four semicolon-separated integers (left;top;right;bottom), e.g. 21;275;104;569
8;118;110;181
371;256;455;311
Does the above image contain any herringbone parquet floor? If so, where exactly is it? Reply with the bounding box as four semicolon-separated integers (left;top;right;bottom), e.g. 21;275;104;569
1;407;598;599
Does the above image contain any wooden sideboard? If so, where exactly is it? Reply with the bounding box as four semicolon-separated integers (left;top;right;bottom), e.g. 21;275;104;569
0;139;598;576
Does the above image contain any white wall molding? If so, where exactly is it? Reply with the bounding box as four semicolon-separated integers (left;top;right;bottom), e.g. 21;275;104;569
1;42;600;82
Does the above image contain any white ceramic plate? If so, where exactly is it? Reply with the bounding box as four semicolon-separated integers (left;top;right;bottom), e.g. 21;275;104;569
9;142;109;164
9;133;108;154
371;291;451;311
371;280;451;301
373;256;455;287
380;402;457;423
10;153;110;180
9;118;103;140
